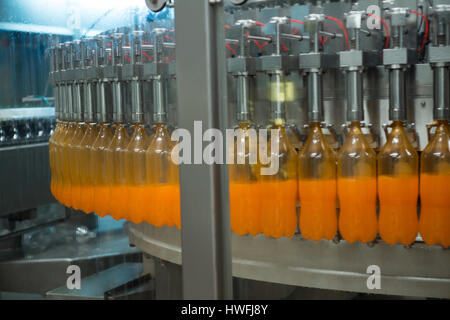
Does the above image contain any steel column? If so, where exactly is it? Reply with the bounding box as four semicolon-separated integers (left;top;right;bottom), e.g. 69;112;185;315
175;0;233;300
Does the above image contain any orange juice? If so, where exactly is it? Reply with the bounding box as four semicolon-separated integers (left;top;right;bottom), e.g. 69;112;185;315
420;174;450;247
298;122;337;241
90;123;113;217
49;121;64;200
419;120;450;247
378;121;419;246
337;122;378;243
338;177;377;243
229;182;262;236
125;124;150;223
260;179;297;238
78;123;99;213
59;122;76;207
146;124;180;227
299;179;337;241
378;175;419;245
106;123;130;220
69;123;88;210
142;183;181;228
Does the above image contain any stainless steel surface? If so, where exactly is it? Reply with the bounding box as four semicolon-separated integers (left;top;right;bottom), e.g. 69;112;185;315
0;227;141;295
46;262;144;300
175;0;233;300
129;223;450;299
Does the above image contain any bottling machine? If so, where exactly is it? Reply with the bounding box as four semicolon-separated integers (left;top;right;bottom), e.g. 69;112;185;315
1;0;449;300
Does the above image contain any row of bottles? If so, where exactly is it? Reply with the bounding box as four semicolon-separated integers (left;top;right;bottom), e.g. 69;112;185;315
49;119;180;228
228;119;450;248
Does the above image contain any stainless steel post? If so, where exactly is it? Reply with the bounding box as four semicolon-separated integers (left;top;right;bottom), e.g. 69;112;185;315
175;0;232;300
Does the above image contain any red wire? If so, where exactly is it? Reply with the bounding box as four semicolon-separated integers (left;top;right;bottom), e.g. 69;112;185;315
290;19;304;25
142;52;153;61
281;41;289;55
326;16;350;50
225;43;236;55
254;22;265;26
411;10;429;53
367;13;390;49
225;25;231;29
124;56;131;62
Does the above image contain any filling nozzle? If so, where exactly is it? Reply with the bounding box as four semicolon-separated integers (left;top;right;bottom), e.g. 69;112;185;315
340;11;373;123
130;30;145;124
95;35;111;123
72;40;84;123
300;14;329;124
64;41;75;122
383;7;414;122
429;5;450;121
111;33;125;123
82;38;97;123
150;28;171;124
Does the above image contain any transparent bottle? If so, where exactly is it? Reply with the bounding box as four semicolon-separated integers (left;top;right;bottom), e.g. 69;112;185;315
105;123;130;220
419;120;450;248
67;121;87;210
259;121;298;239
77;122;99;214
59;121;77;207
145;123;180;228
298;122;337;241
125;123;151;224
90;122;114;217
49;120;64;200
228;122;261;236
337;122;377;243
378;120;419;246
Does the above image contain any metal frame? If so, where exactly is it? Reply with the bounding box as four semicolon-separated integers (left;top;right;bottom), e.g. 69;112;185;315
128;224;450;299
174;0;233;300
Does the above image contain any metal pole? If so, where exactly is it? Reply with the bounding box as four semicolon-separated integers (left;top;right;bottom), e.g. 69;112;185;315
175;0;233;299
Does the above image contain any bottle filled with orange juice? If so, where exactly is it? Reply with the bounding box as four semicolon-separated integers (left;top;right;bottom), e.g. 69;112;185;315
68;39;91;211
298;122;337;241
419;120;450;248
338;122;377;243
49;44;63;200
123;30;151;224
59;41;77;208
227;69;262;236
90;120;113;217
145;122;180;228
77;38;99;214
125;121;151;224
378;121;419;246
259;71;297;239
229;121;261;236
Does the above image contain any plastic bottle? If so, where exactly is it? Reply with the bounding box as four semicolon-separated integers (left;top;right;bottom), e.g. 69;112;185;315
105;122;130;220
259;121;298;239
419;120;450;248
90;122;114;217
59;120;76;207
298;122;337;241
125;123;151;223
67;121;87;210
49;120;64;200
77;122;99;213
378;120;419;246
229;122;261;236
145;123;180;228
337;121;378;243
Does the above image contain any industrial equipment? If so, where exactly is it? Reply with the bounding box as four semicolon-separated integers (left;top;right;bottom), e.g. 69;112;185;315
1;0;449;300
